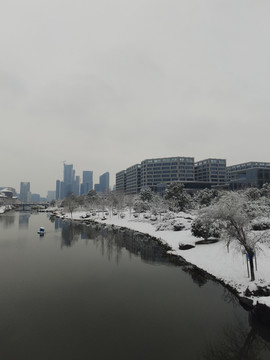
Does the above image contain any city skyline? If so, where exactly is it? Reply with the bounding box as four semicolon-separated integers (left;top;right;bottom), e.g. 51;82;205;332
1;1;270;196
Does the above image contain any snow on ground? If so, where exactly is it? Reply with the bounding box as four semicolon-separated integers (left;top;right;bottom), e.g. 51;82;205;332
0;206;8;214
54;208;270;307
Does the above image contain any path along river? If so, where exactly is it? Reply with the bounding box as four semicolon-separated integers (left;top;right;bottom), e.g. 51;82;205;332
0;211;270;360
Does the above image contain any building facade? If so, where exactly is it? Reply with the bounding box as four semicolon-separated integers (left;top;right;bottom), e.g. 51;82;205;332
74;175;80;196
195;158;226;185
126;164;141;194
140;157;195;191
80;171;93;195
116;156;196;194
115;170;126;193
63;164;74;198
20;182;31;202
47;191;56;202
227;162;270;189
99;172;110;193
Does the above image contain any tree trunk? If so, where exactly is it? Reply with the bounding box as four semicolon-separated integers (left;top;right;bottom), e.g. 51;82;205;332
248;251;255;281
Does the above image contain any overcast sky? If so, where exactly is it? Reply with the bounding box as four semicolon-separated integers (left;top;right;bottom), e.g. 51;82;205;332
1;0;270;196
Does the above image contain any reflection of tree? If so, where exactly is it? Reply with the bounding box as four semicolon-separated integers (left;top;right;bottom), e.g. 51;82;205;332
221;288;239;308
182;265;208;287
61;222;80;248
55;220;237;294
0;214;16;228
201;320;270;360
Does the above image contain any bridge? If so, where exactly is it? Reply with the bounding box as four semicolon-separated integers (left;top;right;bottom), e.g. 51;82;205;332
14;203;50;211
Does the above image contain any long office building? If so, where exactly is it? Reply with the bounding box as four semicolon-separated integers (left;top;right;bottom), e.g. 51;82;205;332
227;162;270;189
116;156;196;194
140;157;195;189
116;156;270;195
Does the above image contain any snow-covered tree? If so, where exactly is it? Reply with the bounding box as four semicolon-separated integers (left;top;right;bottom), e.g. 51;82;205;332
124;194;135;217
199;191;266;281
133;198;150;213
191;215;220;241
150;193;168;216
164;182;191;212
193;188;219;207
260;183;270;198
139;188;154;202
244;187;261;201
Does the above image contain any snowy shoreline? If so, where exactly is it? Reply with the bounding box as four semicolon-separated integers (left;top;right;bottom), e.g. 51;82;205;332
0;205;13;214
49;207;270;320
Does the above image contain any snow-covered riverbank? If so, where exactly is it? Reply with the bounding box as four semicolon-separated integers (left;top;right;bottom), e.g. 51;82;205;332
51;208;270;312
0;205;13;214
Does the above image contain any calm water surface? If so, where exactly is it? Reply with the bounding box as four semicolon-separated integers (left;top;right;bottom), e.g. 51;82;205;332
0;212;269;360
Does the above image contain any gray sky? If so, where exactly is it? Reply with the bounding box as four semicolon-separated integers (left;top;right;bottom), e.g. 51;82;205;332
1;0;270;197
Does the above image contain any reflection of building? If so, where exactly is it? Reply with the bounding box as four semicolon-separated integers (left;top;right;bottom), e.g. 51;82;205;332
227;162;270;189
19;214;30;228
20;182;31;202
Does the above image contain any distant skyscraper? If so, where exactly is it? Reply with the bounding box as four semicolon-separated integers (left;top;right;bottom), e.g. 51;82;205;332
94;184;101;192
60;181;64;199
56;180;61;200
74;176;80;196
20;182;31;202
47;191;56;202
31;193;41;203
80;171;93;195
63;164;74;198
99;172;110;193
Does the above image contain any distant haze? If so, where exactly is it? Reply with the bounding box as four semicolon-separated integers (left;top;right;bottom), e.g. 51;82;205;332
1;0;270;197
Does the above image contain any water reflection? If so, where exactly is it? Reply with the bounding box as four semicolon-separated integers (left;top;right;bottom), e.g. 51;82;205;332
60;222;81;247
201;317;270;360
52;217;177;265
0;213;15;228
1;213;270;360
183;265;208;287
18;213;30;229
50;217;228;291
49;216;270;350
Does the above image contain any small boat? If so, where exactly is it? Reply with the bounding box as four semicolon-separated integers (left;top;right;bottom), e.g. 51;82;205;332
37;227;45;236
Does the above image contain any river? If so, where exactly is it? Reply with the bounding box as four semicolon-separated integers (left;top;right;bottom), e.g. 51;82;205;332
0;211;269;360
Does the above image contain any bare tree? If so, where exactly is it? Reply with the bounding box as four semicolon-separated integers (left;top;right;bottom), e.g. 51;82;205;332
62;194;77;219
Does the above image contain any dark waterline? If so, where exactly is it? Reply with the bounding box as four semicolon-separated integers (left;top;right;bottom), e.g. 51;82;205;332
0;212;269;360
